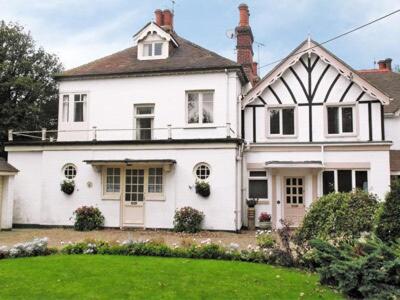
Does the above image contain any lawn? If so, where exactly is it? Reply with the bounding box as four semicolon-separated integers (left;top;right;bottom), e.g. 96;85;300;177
0;255;341;299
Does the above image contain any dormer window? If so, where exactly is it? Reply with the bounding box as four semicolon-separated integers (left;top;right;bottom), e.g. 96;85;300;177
143;42;163;57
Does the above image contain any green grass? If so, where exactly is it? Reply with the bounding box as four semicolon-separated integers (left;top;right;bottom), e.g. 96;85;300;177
0;255;342;299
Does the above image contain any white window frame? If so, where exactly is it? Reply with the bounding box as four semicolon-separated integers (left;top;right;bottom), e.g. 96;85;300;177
248;170;269;201
73;94;87;123
62;164;77;180
322;169;369;194
60;93;88;124
102;167;121;200
146;167;165;200
62;95;69;122
193;162;211;181
266;105;297;138
325;103;358;137
186;90;214;126
134;104;155;140
142;42;163;57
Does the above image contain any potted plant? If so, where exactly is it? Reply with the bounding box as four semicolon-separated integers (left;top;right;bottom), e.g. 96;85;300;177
61;180;75;195
258;212;272;230
195;181;210;198
246;198;258;230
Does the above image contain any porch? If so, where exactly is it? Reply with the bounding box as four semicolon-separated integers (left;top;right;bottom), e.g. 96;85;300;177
0;158;18;230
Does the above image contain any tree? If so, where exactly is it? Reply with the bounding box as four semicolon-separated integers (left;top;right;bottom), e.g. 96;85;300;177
376;180;400;242
0;21;63;151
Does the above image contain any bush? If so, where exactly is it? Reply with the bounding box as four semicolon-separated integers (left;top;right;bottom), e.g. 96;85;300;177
0;238;56;259
295;190;379;244
376;180;400;242
256;230;276;249
73;206;105;231
61;180;75;195
195;181;211;197
173;207;204;233
308;236;400;299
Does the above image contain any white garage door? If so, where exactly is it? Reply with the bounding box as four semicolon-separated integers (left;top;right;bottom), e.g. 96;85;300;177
0;177;3;228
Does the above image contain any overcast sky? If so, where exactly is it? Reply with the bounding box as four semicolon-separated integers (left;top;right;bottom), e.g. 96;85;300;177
1;0;399;76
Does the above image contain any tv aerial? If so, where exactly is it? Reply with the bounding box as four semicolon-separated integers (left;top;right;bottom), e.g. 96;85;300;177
225;29;236;39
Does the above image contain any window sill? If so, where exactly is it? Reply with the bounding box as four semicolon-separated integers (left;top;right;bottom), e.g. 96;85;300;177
257;200;270;205
145;194;165;201
325;133;357;138
102;193;121;201
266;135;298;139
184;124;216;129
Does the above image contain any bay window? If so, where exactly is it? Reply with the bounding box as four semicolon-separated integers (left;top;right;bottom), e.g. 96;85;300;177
322;169;368;195
268;107;295;136
187;91;214;125
327;106;354;135
248;171;268;199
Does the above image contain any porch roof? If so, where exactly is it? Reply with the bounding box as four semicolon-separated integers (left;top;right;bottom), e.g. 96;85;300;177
265;160;323;169
0;158;19;175
83;159;177;166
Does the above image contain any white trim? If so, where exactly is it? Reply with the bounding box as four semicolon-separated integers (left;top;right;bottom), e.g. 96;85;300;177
247;170;269;201
193;162;211;181
265;105;297;138
185;90;215;126
243;40;392;108
324;103;358;137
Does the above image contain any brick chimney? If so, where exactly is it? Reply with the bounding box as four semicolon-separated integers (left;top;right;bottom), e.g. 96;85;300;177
236;3;258;85
154;9;174;32
378;58;392;71
154;9;163;27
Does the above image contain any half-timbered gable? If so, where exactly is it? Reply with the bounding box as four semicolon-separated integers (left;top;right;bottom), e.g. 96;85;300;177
242;39;392;143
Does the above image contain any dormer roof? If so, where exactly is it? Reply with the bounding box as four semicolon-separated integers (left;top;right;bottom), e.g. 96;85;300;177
133;22;179;47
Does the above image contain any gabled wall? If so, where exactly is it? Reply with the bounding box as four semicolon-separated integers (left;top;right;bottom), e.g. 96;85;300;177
243;53;385;143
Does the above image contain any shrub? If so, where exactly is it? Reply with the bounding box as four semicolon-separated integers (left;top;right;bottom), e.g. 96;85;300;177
173;207;204;233
258;212;271;222
246;198;258;208
195;181;210;197
73;206;105;231
61;180;75;195
256;230;276;249
308;236;400;299
0;238;56;259
376;180;400;242
295;190;379;244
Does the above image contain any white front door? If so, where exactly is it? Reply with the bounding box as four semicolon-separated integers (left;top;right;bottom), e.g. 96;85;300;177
123;169;145;226
283;177;306;227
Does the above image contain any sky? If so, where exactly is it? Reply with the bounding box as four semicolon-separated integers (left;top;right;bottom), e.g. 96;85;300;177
1;0;399;77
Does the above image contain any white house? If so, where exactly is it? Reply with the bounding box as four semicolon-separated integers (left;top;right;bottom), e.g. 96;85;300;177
2;4;400;231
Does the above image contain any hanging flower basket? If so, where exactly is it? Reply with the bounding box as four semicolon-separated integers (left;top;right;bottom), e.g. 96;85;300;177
61;180;75;195
195;181;210;198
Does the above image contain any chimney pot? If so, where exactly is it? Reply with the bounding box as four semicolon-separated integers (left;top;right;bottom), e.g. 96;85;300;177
154;9;163;26
252;62;258;76
378;58;392;71
162;9;173;31
238;3;250;26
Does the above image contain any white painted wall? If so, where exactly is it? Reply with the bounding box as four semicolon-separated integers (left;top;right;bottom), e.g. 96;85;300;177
58;72;241;141
0;176;15;230
385;116;400;149
8;145;239;231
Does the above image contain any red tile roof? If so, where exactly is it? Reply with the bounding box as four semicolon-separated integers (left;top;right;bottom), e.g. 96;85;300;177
56;34;246;82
